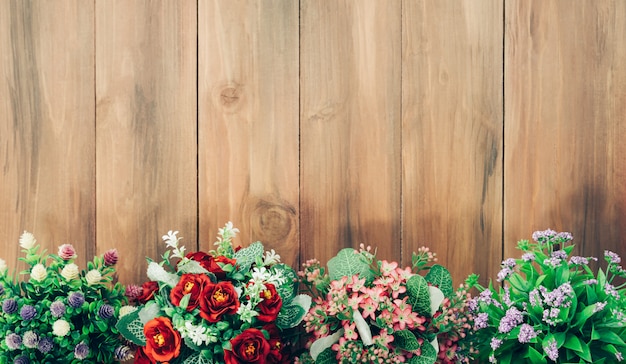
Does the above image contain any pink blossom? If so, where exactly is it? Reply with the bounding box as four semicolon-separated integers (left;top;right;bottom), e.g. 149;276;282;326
58;244;77;260
380;260;398;276
359;297;378;320
343;322;358;340
103;249;119;266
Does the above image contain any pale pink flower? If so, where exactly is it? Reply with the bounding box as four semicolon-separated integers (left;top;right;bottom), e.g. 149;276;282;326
343;322;358;340
380;260;398;276
58;244;77;260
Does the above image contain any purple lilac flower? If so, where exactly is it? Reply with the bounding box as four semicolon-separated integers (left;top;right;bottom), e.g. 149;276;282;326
502;258;516;268
478;289;503;308
503;286;513;307
474;313;489;330
543;283;574;308
98;304;114;319
569;256;589;265
114;345;133;361
543;256;564;268
2;298;18;314
556;232;573;242
50;300;66;318
38;337;54;354
68;292;85;308
103;249;119;266
605;250;621;264
594;301;607;313
518;323;539;343
490;337;503;350
543;307;561;326
22;331;39;348
521;253;535;262
74;342;90;360
616;352;624;361
489;354;497;363
584;279;598;285
543;338;559;361
467;297;479;312
498;306;524;333
20;305;37;320
529;289;542;307
605;283;620;300
551;250;568;260
532;229;557;242
497;267;513;282
5;333;22;350
13;356;29;364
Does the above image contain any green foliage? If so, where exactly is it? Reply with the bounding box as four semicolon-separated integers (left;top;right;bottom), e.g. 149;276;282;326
407;274;431;316
425;264;454;298
327;248;373;282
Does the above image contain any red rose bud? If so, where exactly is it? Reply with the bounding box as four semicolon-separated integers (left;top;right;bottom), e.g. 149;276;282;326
143;317;181;363
199;281;240;322
224;328;271;364
137;281;159;304
256;283;283;322
103;249;119;266
170;273;210;311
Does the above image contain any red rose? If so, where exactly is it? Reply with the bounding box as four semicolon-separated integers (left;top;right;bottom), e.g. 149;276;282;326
256;283;282;322
224;328;271;364
186;252;236;279
137;281;159;304
263;324;289;364
143;317;181;363
170;273;210;311
133;346;155;364
199;281;240;322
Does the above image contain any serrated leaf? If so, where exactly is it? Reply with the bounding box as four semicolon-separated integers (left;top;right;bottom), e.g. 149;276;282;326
327;248;373;282
115;309;146;346
276;303;306;329
406;274;430;315
393;330;420;351
424;265;453;297
177;260;209;274
181;352;213;364
233;242;265;272
273;264;298;303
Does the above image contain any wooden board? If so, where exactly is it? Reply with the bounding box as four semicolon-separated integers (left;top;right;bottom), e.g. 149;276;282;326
95;0;198;284
505;0;626;261
198;0;300;266
402;0;504;286
300;0;402;266
0;0;95;270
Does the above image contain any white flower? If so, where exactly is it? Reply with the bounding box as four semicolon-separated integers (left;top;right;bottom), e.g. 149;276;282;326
119;305;137;317
237;302;259;323
218;221;240;240
179;322;215;346
61;263;79;281
263;249;281;266
53;319;70;337
162;230;180;248
146;262;179;287
19;231;36;249
85;269;102;285
30;264;47;282
0;258;6;274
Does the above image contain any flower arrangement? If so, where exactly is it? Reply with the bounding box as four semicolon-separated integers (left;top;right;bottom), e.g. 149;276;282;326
118;222;311;364
296;245;475;364
468;229;626;363
0;231;131;363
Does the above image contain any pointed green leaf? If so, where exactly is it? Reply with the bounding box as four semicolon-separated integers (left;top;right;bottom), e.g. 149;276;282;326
233;242;265;272
393;330;420;351
424;264;453;298
115;309;146;346
327;248;373;281
406;274;430;315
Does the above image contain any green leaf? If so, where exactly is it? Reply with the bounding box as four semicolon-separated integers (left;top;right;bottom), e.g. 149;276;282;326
595;330;626;346
315;347;336;364
233;242;265;272
393;330;420;351
272;264;298;303
563;334;583;352
406;274;430;315
115;309;146;346
424;265;453;298
526;346;547;364
181;352;213;364
276;303;306;329
571;303;598;329
407;341;437;364
327;248;373;282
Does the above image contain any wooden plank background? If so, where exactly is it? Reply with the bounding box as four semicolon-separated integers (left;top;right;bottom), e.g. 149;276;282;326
1;0;625;290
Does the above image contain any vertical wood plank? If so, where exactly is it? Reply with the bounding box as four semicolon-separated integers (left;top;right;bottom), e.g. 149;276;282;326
402;0;504;285
300;0;402;265
505;0;626;261
0;0;95;269
95;0;197;284
198;0;300;266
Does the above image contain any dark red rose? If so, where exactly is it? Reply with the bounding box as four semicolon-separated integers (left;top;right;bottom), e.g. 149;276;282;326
143;317;181;363
170;273;210;311
224;328;271;364
263;324;289;364
137;281;159;304
133;346;155;364
186;251;236;279
199;281;240;322
256;283;282;322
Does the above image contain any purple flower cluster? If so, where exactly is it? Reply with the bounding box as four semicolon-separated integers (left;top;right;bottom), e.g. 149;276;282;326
19;305;37;320
569;256;590;265
518;323;539;343
2;298;18;314
68;292;85;308
605;250;621;264
38;337;54;354
50;300;66;318
13;356;29;364
474;313;489;330
498;306;524;333
497;266;513;282
114;345;133;361
521;253;535;262
543;338;559;361
490;337;503;350
532;229;557;242
74;342;90;360
98;304;114;319
5;333;22;350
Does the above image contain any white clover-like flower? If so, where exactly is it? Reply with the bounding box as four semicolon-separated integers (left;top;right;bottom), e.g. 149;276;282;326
119;305;138;317
19;231;37;249
85;269;102;286
263;249;281;266
146;262;179;287
53;319;70;337
30;263;47;282
61;263;80;281
179;322;214;346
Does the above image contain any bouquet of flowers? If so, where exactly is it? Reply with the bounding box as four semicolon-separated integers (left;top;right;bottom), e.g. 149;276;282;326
468;229;626;363
0;231;131;363
117;222;311;364
296;245;475;364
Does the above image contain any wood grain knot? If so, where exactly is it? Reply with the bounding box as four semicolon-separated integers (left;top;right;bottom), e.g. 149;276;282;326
220;87;240;106
252;200;296;242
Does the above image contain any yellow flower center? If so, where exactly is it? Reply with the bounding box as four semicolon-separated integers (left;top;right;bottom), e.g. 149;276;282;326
213;288;228;303
153;333;165;347
245;342;256;356
183;281;194;294
263;290;272;300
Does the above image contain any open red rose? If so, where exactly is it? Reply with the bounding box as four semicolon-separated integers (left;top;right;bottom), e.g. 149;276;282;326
137;281;159;304
256;283;282;322
133;346;155;364
199;281;240;322
224;328;271;364
170;273;210;311
263;324;289;364
186;251;236;279
143;317;181;363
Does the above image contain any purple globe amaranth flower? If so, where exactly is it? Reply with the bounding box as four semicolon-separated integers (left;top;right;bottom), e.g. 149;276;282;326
50;300;66;318
20;305;37;320
2;298;18;314
124;284;142;300
68;292;85;308
0;283;4;296
74;341;90;360
98;304;114;319
103;249;119;266
38;337;54;354
5;333;22;350
22;331;39;349
13;356;29;364
114;345;133;361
